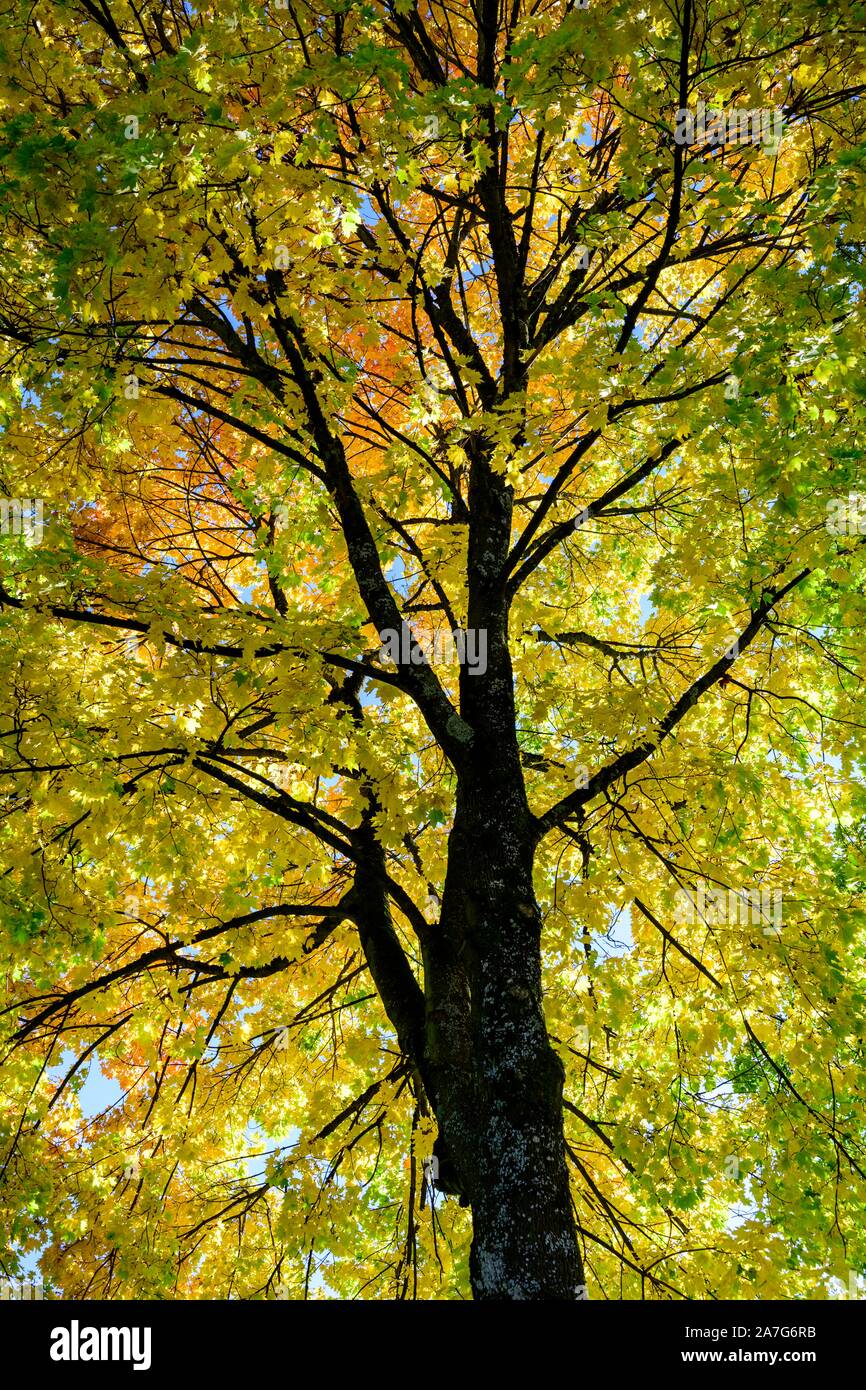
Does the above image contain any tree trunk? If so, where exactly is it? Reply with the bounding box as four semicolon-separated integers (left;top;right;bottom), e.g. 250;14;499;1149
424;525;584;1295
418;435;582;1297
432;770;584;1299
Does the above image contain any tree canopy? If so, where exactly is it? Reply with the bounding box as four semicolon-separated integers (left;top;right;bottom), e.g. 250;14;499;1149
1;0;866;1300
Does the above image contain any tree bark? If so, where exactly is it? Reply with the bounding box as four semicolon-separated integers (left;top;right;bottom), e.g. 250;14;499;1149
424;442;584;1295
440;782;584;1299
354;430;583;1297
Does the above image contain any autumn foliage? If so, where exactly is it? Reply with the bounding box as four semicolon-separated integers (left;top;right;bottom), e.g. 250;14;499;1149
0;0;865;1299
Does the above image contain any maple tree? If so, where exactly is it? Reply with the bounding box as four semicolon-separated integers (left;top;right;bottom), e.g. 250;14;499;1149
1;0;866;1302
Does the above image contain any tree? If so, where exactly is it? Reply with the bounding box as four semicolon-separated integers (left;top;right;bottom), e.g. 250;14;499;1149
0;0;865;1301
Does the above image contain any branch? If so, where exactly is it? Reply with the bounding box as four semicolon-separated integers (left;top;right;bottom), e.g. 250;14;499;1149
534;566;811;840
632;896;723;991
506;437;682;598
